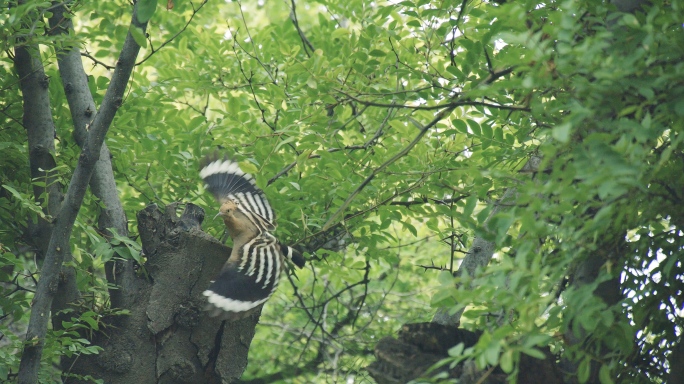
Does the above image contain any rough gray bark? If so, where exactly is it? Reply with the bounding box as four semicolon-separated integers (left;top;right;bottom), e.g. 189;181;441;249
47;1;131;309
47;1;128;238
17;2;149;382
12;0;80;362
65;203;257;383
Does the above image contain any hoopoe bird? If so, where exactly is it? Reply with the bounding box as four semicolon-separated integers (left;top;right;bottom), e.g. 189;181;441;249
200;155;306;320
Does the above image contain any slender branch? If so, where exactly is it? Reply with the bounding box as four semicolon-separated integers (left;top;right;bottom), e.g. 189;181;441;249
378;235;438;250
323;67;518;230
390;196;468;207
298;269;370;311
289;0;315;57
350;261;371;327
341;176;428;222
267;105;396;185
135;0;208;66
0;102;24;128
267;140;387;186
350;85;437;97
335;84;526;112
253;262;372;383
284;270;335;340
295;175;435;254
455;0;470;35
450;199;456;273
17;3;148;382
231;34;288;136
418;262;451;272
322;107;455;230
483;44;494;75
234;0;277;84
80;51;115;70
235;349;324;384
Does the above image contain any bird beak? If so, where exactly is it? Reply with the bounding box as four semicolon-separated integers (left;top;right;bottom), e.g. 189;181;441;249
214;212;221;220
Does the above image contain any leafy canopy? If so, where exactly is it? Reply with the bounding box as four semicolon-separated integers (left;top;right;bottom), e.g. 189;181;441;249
1;0;683;382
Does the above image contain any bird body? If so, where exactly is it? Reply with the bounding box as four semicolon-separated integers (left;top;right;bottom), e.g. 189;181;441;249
200;156;305;320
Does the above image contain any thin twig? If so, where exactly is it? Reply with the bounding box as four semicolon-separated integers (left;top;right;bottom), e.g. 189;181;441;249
322;67;518;230
335;86;527;112
289;0;315;57
136;0;208;66
81;51;116;70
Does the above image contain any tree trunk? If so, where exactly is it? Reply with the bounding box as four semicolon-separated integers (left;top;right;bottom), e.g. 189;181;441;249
65;203;258;383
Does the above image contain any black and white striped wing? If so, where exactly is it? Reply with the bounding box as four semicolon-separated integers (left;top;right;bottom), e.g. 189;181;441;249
200;158;276;231
203;233;283;315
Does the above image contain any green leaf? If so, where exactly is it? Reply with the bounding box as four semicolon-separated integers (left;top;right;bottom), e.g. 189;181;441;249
481;123;493;139
448;342;465;357
578;357;591;383
521;347;545;360
402;222;418;236
239;161;259;175
484;342;501;365
552;123;571;143
463;195;478;217
437;270;454;285
621;13;638;27
129;26;147;48
500;349;513;373
331;27;350;39
466;119;481;136
82;316;99;330
137;0;158;23
599;365;614;384
452;119;468;133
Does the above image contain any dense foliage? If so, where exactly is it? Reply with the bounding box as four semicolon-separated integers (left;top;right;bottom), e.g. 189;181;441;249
1;0;682;382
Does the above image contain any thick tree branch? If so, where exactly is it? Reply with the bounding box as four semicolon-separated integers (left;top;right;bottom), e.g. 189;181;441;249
17;3;148;382
12;0;80;356
48;0;131;308
13;25;62;255
64;204;258;383
561;239;624;383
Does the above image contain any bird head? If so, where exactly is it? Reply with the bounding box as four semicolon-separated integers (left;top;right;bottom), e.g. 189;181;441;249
215;200;258;239
215;200;239;219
